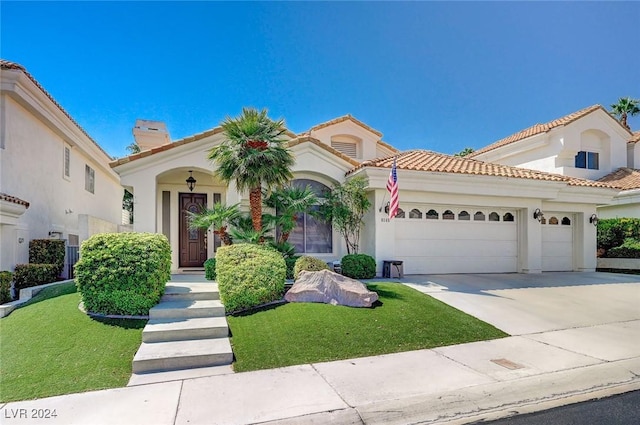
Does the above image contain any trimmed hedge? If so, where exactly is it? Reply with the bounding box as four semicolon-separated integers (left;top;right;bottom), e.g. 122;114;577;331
216;244;286;313
75;233;171;316
598;218;640;252
285;256;299;280
29;239;65;276
607;238;640;259
293;256;330;280
341;254;376;279
204;258;216;281
0;271;12;304
13;264;59;291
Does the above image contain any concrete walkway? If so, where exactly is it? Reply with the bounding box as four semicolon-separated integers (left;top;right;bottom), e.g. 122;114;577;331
1;272;639;424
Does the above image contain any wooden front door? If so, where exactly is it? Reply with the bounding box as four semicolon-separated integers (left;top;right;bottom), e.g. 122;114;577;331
179;193;207;267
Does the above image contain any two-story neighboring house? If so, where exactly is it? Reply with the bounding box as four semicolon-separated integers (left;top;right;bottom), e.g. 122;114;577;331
470;105;639;218
0;60;124;272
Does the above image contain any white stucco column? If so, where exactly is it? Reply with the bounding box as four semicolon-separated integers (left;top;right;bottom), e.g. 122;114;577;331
372;189;397;275
132;181;157;233
576;211;597;272
520;206;543;273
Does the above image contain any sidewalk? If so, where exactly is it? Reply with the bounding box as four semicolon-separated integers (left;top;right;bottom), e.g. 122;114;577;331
2;274;639;424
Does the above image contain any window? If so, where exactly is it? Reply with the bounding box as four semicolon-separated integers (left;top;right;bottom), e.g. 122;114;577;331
409;208;422;219
443;210;455;220
458;211;470;220
562;217;571;225
503;212;514;222
426;209;439;220
549;216;559;225
489;212;500;222
85;165;95;193
63;145;71;179
396;208;405;218
286;179;332;253
474;211;485;221
574;151;599;170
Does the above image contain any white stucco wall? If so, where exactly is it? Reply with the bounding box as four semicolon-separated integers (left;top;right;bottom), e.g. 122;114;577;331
0;72;123;271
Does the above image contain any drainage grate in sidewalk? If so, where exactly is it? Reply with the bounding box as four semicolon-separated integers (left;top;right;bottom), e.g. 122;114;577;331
490;358;525;370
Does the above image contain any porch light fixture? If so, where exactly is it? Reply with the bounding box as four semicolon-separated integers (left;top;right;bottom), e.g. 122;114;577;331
384;201;390;214
589;214;599;226
186;170;196;192
533;208;543;222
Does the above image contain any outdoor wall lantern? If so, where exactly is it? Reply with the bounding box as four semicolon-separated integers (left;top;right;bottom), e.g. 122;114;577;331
589;214;599;226
383;201;390;214
533;208;544;222
186;170;197;192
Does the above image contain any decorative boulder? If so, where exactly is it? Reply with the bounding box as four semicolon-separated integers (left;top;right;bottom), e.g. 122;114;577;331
285;269;378;307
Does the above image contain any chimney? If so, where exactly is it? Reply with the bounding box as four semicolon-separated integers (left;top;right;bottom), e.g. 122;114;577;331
132;120;170;150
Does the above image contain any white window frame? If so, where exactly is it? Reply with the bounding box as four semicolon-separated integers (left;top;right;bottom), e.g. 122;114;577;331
63;144;71;180
85;164;95;194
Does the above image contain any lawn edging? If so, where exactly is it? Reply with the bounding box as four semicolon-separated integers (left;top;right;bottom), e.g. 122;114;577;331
0;279;74;318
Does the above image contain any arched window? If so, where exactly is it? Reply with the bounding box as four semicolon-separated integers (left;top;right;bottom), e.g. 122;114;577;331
458;211;470;221
396;208;405;219
443;210;455;220
549;216;559;225
409;208;422;219
474;211;485;221
503;212;514;222
426;209;439;220
541;217;547;225
489;212;500;222
562;217;571;225
285;179;332;254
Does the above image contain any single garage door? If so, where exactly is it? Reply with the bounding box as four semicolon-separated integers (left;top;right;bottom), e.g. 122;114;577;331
542;213;574;271
394;207;518;274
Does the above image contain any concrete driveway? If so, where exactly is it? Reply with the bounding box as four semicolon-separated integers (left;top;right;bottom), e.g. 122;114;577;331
402;272;640;335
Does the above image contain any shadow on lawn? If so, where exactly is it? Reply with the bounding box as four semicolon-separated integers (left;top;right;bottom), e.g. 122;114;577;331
368;284;405;301
92;316;147;329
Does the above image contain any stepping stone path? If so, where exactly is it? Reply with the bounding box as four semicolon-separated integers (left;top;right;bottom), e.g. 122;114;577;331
128;280;234;386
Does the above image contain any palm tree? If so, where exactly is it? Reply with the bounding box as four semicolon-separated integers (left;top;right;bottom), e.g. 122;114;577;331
264;184;318;244
208;108;294;232
187;202;240;246
610;97;639;130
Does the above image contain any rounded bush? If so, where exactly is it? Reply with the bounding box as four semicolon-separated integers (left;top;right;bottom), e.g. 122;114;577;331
204;258;216;281
0;271;12;304
216;244;286;313
341;254;376;279
293;256;330;280
75;233;171;316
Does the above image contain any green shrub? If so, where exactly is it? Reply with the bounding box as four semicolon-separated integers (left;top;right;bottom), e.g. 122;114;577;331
598;218;640;251
285;256;299;280
607;238;640;259
216;244;286;313
341;254;376;279
293;256;330;280
75;233;171;316
29;239;65;276
204;258;216;281
13;264;59;291
0;271;12;304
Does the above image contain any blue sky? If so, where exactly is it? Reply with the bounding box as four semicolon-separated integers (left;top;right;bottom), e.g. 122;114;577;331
2;1;639;159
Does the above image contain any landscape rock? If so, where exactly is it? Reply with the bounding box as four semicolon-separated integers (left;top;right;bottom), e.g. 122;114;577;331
285;269;378;307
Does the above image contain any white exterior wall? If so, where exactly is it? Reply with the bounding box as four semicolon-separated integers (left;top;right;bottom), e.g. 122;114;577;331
0;75;122;271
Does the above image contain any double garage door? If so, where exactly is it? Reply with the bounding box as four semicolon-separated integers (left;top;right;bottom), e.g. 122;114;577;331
394;207;573;274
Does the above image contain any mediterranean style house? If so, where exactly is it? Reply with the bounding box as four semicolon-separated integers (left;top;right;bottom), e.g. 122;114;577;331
0;60;124;272
111;114;617;275
470;105;639;219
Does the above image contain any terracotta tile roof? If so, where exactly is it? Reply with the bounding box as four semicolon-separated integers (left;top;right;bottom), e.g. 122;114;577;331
289;136;361;167
630;131;640;144
1;59;113;160
597;168;640;190
306;114;383;137
349;150;615;188
0;192;30;208
470;105;618;157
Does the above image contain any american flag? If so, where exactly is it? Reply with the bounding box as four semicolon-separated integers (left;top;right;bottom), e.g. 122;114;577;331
386;157;399;219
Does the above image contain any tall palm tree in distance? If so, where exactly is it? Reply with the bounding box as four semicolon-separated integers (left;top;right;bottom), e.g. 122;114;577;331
208;108;294;232
610;97;639;130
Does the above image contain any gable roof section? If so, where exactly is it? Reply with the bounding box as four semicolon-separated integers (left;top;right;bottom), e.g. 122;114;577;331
470;105;630;158
289;136;361;167
598;168;640;190
350;150;613;188
1;59;112;160
0;192;29;208
306;114;383;137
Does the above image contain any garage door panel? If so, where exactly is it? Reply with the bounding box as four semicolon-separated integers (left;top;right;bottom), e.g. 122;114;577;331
541;214;573;272
397;239;517;258
401;256;517;274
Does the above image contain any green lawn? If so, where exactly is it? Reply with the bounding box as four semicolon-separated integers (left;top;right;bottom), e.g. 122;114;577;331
0;282;146;402
228;282;507;372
